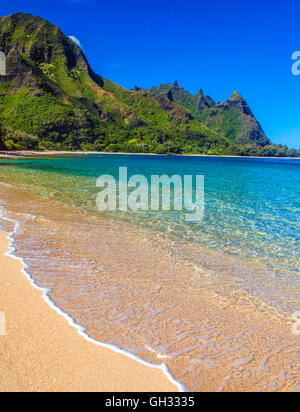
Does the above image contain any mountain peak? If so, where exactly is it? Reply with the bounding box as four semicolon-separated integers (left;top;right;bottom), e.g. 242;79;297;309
196;89;215;112
8;12;35;18
0;12;90;78
228;91;244;102
1;12;55;28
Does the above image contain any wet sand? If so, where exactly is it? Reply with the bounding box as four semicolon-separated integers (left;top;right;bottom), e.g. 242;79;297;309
0;182;299;392
0;230;179;392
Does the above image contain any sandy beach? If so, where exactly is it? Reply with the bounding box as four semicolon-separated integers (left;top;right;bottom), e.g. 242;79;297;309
0;150;300;160
0;159;299;392
0;230;178;392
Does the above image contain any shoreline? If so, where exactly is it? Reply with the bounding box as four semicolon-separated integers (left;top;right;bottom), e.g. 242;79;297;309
0;150;300;160
0;228;181;392
0;161;299;391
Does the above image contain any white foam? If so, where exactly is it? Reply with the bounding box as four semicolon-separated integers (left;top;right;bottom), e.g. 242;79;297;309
146;345;172;359
0;209;186;392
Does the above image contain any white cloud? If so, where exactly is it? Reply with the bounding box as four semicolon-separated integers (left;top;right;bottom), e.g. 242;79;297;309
68;35;84;50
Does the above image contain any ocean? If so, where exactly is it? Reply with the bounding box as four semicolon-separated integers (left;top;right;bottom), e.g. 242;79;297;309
0;154;299;391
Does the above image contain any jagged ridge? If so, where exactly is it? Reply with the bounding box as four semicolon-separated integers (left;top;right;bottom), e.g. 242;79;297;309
150;82;271;146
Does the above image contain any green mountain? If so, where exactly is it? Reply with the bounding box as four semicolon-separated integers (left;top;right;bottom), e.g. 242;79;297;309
0;12;230;154
0;12;298;157
149;82;271;146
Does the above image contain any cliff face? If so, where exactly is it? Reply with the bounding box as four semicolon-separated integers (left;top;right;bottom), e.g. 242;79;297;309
196;89;216;112
150;82;271;146
200;92;271;146
0;13;88;73
0;12;107;146
150;82;200;114
0;12;103;98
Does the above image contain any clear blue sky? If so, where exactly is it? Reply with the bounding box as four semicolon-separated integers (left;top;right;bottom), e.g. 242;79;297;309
1;0;300;148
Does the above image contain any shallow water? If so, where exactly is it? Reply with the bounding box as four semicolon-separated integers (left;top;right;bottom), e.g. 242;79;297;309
1;154;299;274
0;154;299;391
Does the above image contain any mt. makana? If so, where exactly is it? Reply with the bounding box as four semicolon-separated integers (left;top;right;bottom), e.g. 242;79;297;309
150;83;270;146
0;12;298;157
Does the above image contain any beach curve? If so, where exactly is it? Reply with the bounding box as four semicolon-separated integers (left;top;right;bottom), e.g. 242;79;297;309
0;228;182;392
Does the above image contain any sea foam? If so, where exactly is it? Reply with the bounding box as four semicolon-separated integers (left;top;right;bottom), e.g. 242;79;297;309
0;207;186;392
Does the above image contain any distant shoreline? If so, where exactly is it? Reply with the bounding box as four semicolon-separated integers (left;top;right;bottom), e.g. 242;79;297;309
1;150;300;160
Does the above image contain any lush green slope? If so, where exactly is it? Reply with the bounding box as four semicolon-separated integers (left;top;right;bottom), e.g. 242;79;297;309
0;12;231;154
0;12;298;157
149;82;300;156
150;83;271;145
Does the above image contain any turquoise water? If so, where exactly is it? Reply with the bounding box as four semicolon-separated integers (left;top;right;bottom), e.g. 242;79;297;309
1;154;300;391
0;154;299;274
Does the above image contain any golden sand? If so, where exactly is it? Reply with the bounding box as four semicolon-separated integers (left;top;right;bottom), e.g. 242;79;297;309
0;230;178;392
0;183;299;391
